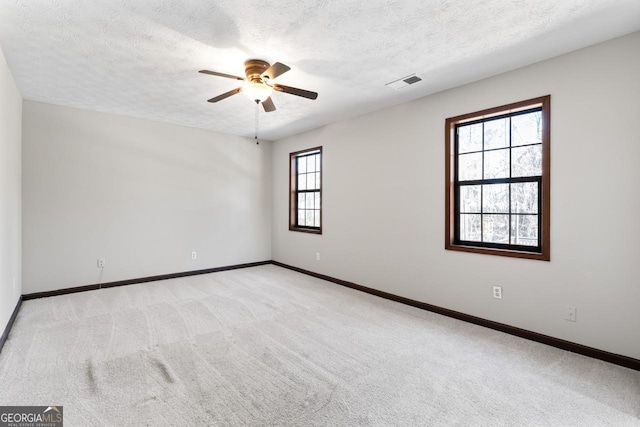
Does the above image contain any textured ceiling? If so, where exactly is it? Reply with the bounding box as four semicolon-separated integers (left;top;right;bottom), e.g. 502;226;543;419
1;0;639;141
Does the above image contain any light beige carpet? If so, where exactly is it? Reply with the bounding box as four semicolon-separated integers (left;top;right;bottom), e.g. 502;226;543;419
0;265;638;426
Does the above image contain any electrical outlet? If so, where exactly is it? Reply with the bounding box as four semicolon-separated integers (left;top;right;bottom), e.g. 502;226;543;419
566;306;577;322
316;252;320;261
191;251;197;260
97;258;105;268
492;286;502;299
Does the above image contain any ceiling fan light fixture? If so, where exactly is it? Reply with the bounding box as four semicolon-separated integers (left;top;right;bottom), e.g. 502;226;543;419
243;82;272;102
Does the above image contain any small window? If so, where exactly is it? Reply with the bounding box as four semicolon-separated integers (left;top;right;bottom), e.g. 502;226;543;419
445;96;550;260
290;147;322;234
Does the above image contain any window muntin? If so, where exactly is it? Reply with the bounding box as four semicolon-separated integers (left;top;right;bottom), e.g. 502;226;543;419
290;147;322;233
446;96;550;260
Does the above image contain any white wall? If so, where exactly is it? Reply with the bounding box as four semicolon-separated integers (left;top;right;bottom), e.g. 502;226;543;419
272;32;640;359
23;102;271;293
0;46;22;332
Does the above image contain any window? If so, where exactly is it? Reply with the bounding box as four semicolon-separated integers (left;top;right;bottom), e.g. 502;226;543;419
290;147;322;234
445;96;550;260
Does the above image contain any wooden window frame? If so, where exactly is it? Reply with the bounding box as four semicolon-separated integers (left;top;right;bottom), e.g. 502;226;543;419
445;96;550;261
289;146;323;234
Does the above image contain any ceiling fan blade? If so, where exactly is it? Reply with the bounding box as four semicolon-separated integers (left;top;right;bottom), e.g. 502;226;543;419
261;62;291;81
207;87;243;103
273;84;318;100
262;97;276;112
199;70;245;81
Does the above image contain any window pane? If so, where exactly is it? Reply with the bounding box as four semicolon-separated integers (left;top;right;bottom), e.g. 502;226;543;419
511;111;542;147
307;172;315;189
458;123;482;154
314;210;320;227
512;145;542;177
460;185;481;213
298;157;306;173
298;210;305;226
314;172;321;190
298;173;307;190
458;152;482;181
511;182;538;214
307;156;316;173
305;193;315;209
460;214;481;242
484;118;508;150
484;148;509;179
298;193;305;211
483;214;509;243
511;215;538;246
316;154;320;172
482;184;509;213
305;210;314;226
314;192;320;210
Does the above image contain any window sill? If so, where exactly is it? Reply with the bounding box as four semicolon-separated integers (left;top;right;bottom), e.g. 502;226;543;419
289;226;322;235
445;243;549;261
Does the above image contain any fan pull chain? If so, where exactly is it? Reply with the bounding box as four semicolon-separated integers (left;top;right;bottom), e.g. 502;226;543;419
254;100;259;145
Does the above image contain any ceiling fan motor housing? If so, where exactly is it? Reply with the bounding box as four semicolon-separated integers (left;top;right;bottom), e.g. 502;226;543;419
245;59;270;83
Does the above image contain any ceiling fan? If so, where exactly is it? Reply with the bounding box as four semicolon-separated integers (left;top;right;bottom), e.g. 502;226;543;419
199;60;318;112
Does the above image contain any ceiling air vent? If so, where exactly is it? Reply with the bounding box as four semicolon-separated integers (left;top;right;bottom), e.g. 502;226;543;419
386;74;422;90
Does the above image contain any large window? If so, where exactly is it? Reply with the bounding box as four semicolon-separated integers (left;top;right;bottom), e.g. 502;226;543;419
445;96;550;260
290;147;322;234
